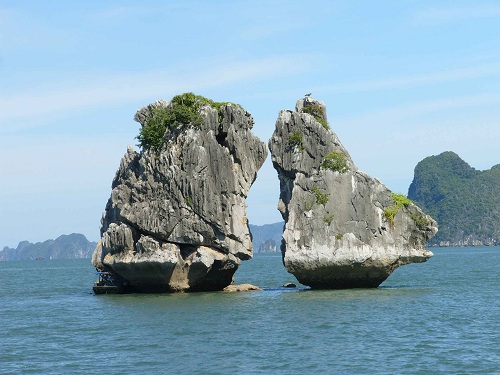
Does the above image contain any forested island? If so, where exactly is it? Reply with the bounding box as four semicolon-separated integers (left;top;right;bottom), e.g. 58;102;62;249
408;151;500;246
0;234;96;261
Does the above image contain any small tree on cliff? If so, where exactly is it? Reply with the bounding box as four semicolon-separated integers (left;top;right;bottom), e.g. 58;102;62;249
136;92;242;151
136;93;203;151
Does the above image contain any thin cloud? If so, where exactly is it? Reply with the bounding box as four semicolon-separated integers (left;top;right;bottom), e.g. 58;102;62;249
0;134;128;193
90;3;193;21
315;62;500;94
337;93;500;130
240;21;305;40
413;4;500;25
337;107;500;195
0;56;309;129
0;11;6;25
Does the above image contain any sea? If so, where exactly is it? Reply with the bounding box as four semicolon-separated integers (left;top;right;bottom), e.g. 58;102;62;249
1;246;498;375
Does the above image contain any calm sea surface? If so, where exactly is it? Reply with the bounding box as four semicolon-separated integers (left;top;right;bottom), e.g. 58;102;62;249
1;247;498;374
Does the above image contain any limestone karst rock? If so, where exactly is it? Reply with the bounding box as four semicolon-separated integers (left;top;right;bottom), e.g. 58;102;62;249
268;96;437;289
222;284;262;292
92;95;267;292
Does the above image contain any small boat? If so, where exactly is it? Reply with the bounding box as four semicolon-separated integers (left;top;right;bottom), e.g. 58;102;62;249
93;271;126;294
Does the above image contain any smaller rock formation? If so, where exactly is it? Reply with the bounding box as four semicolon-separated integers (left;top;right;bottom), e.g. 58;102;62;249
92;94;267;292
258;239;278;253
249;222;283;252
223;284;262;292
269;96;437;289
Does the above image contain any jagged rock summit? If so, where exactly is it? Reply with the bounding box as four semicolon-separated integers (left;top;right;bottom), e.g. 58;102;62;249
269;96;437;289
92;94;267;292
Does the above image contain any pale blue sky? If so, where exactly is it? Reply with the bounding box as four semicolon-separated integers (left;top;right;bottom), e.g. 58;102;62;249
1;1;499;247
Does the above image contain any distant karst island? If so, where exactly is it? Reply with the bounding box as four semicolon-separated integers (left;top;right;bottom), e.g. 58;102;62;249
0;224;282;262
249;222;283;253
0;234;96;261
408;151;500;247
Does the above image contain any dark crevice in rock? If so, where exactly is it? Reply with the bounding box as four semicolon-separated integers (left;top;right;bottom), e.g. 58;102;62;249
180;244;197;260
350;198;358;220
216;124;228;148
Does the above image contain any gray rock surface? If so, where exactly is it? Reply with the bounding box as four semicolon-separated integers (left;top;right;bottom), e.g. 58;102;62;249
269;96;437;289
258;239;278;253
92;100;267;292
222;283;262;292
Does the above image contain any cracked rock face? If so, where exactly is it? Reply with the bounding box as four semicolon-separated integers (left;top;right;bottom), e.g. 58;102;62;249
92;100;267;292
268;97;437;289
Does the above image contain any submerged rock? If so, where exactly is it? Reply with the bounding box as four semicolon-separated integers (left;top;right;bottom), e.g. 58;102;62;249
92;95;267;292
268;96;437;289
222;284;262;292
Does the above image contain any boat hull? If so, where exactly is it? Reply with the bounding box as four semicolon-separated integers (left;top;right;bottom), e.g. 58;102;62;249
92;284;122;294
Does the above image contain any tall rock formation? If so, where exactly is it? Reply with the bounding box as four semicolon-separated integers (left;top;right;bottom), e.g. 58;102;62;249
269;96;437;289
92;95;267;292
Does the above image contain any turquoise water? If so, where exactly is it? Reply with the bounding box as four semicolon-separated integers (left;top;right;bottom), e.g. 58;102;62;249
1;247;498;374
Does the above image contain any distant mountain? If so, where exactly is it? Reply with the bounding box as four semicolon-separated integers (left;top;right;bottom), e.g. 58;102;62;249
249;222;284;253
0;224;284;261
408;151;500;246
0;233;97;261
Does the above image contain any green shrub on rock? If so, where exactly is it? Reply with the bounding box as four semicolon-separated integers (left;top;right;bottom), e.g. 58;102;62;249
136;92;242;151
311;185;329;205
324;214;335;225
302;103;329;129
383;207;399;226
411;212;431;230
392;193;412;209
384;193;413;226
288;131;304;151
321;151;350;173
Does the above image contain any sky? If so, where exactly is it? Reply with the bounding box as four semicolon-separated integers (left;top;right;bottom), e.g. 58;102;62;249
1;1;499;248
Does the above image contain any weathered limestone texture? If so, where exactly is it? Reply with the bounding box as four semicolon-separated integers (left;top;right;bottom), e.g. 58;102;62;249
222;284;262;292
92;99;267;292
269;96;437;289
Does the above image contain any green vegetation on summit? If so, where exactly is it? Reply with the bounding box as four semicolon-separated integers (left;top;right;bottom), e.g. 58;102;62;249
136;92;242;150
408;151;500;246
301;103;329;129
